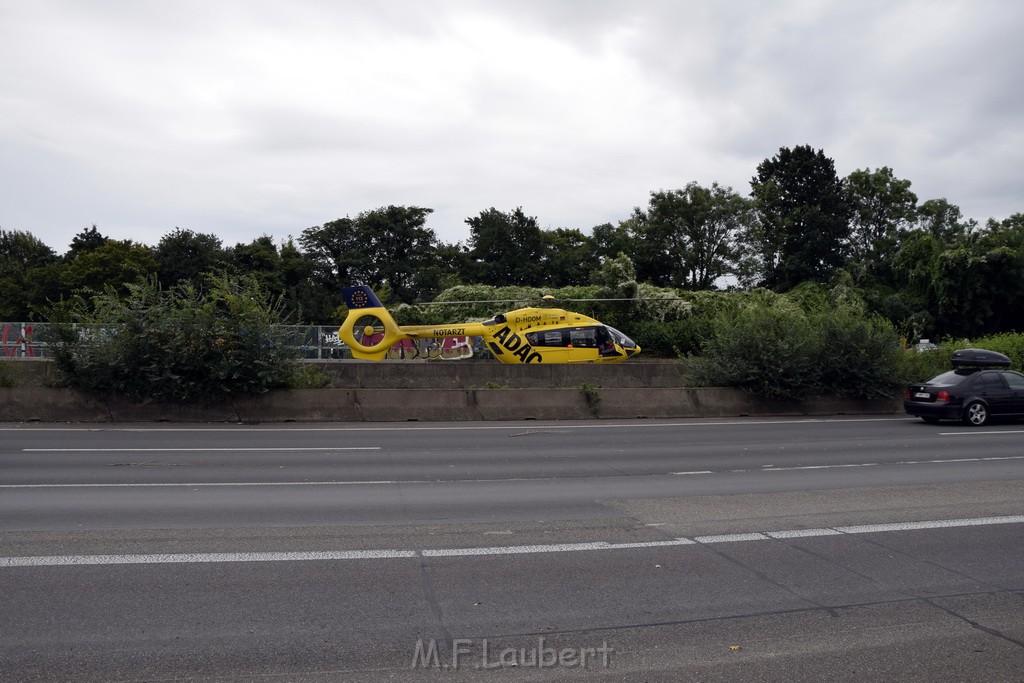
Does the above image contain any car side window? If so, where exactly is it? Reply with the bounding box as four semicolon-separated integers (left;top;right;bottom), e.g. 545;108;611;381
978;372;1006;391
1001;372;1024;390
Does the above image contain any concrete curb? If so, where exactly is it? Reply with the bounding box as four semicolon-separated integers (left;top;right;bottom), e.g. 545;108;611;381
0;387;902;423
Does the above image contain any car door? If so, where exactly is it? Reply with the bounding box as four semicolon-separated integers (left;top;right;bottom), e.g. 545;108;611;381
974;371;1011;415
999;371;1024;414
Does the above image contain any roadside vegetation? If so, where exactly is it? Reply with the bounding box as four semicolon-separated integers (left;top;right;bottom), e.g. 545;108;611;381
4;144;1023;400
50;276;299;402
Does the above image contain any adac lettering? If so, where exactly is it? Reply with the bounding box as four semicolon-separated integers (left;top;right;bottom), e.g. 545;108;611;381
432;327;466;337
491;326;542;364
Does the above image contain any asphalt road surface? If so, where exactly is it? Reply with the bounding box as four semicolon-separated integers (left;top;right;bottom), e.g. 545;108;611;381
2;416;1023;681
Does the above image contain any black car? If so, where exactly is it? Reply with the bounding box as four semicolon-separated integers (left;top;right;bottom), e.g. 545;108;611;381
904;349;1024;425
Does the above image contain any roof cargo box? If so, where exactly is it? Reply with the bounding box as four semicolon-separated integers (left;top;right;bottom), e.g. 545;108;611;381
950;348;1011;368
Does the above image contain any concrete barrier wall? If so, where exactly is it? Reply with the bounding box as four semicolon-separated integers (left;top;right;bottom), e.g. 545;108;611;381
310;359;693;389
1;359;902;422
1;358;694;390
1;359;54;388
0;386;902;423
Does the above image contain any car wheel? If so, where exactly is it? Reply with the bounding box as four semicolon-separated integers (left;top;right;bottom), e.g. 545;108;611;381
963;401;989;426
921;416;940;424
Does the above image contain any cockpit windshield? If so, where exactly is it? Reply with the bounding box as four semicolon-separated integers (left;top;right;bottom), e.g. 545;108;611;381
605;326;637;349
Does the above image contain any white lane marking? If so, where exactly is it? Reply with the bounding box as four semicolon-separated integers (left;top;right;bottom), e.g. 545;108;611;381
694;532;769;544
423;542;609;556
0;418;910;433
834;516;1024;534
22;447;381;452
763;463;878;471
423;538;700;557
940;430;1024;436
0;550;417;567
603;539;697;549
668;454;1024;477
0;480;409;488
2;515;1022;568
766;528;843;539
8;453;1024;488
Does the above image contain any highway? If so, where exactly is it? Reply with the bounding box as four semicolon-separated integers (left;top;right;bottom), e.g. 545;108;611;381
2;416;1023;680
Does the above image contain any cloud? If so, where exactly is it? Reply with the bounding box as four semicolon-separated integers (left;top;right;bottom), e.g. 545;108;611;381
1;0;1022;254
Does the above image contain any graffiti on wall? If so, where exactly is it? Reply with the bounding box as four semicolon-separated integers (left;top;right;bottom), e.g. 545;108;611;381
384;337;478;361
2;324;36;357
317;329;481;361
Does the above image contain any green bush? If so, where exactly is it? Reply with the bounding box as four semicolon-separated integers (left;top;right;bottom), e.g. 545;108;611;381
695;300;908;400
898;332;1024;384
630;317;716;357
816;307;909;399
695;304;823;400
51;275;297;402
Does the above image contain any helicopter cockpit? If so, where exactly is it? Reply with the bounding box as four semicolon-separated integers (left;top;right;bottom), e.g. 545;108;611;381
525;324;639;357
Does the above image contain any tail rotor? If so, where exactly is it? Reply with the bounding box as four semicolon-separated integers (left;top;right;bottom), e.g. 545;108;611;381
338;286;405;360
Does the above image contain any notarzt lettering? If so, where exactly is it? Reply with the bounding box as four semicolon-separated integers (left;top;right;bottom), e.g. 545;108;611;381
492;326;542;363
432;328;466;337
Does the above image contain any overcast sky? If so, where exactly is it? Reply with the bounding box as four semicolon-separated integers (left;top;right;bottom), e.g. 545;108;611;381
2;0;1022;254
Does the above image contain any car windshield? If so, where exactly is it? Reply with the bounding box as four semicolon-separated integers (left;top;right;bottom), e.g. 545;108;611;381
925;369;976;387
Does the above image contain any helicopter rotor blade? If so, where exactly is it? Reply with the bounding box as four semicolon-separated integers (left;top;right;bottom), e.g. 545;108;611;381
416;296;690;305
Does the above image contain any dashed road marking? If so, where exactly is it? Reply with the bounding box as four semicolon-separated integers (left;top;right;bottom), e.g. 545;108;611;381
673;454;1024;476
22;447;380;452
3;515;1022;568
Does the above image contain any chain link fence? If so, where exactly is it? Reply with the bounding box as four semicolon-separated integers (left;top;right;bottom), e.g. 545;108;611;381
1;323;490;361
0;323;352;360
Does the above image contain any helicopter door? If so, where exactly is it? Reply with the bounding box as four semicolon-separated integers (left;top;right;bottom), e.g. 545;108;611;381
594;326;622;357
564;327;601;362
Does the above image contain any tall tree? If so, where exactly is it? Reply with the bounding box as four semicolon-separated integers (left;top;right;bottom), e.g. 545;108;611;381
631;182;752;289
748;145;852;290
230;235;285;295
300;206;438;305
413;241;470;300
915;198;977;244
465;207;544;286
0;229;59;319
591;221;634;261
299;216;361;303
539;228;597;287
843;167;918;282
348;205;438;302
65;225;109;260
154;228;228;288
61;240;157;296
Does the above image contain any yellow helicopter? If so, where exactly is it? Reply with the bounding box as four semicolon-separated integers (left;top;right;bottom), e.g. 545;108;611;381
338;285;641;364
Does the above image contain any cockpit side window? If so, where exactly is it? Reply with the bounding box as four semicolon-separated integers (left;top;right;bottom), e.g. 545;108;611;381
526;329;567;347
569;328;598;348
526;327;606;348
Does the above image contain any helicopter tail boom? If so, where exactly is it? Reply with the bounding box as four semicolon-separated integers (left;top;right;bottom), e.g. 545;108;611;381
339;286;489;360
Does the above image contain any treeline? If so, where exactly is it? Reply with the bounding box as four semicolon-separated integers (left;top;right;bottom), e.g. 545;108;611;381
2;144;1023;342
